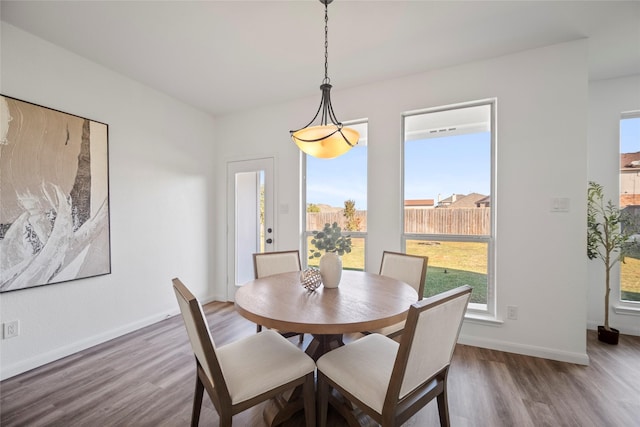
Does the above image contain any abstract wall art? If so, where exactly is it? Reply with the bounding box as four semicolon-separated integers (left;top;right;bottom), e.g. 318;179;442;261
0;95;111;292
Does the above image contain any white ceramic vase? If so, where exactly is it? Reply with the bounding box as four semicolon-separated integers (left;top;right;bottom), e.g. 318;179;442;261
319;252;342;288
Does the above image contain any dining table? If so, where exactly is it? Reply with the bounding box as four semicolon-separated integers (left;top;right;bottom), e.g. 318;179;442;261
234;269;418;426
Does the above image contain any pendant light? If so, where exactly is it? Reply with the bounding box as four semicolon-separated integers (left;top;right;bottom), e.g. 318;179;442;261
290;0;359;159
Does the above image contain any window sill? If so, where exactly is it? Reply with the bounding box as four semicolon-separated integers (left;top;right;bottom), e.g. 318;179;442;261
464;312;504;327
613;304;640;316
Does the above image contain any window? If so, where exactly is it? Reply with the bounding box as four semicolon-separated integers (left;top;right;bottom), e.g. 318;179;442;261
303;121;368;271
620;113;640;303
403;101;495;314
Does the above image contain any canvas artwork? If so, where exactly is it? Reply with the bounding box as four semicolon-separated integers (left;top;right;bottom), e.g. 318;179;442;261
0;95;111;292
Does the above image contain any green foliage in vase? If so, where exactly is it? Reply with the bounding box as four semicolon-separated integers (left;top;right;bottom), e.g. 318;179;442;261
309;222;352;259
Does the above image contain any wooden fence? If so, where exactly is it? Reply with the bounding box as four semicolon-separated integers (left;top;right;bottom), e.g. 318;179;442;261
307;208;490;235
306;211;367;232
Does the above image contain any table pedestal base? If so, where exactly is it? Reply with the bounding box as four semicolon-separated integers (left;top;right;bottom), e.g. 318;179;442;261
263;333;346;426
264;387;372;427
327;388;377;427
263;387;303;426
305;333;344;361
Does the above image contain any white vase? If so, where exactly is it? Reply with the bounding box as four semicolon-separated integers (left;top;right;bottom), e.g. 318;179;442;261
319;252;342;288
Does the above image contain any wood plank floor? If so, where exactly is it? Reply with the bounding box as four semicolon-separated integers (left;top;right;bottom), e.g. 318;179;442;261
1;301;639;426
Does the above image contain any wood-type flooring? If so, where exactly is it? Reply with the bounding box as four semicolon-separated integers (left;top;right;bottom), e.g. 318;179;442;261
1;301;639;426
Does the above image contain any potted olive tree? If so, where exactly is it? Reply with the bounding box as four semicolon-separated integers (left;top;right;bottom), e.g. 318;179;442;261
309;222;352;288
587;181;640;344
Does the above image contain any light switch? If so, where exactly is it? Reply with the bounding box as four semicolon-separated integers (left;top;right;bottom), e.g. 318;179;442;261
550;197;570;212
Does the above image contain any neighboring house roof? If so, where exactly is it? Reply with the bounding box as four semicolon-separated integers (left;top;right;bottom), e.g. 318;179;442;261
621;194;640;208
438;193;489;209
621;152;640;169
404;199;434;207
475;196;491;207
451;193;487;208
437;194;466;207
621;152;640;208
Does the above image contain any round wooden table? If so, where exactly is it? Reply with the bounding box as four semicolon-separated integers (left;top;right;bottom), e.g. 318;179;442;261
235;270;417;353
235;269;418;426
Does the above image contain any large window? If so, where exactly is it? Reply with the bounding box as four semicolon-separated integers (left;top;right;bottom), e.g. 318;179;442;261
403;101;495;313
620;113;640;303
304;121;368;271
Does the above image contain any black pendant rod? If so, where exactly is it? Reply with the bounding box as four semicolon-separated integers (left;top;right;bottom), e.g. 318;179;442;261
290;0;354;146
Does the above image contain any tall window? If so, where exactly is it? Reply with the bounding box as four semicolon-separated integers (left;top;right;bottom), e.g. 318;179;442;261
620;113;640;303
304;121;368;270
403;101;495;313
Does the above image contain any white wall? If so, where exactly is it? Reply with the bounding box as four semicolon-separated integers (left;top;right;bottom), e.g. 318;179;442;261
0;24;217;379
0;21;601;378
588;75;640;335
215;39;590;364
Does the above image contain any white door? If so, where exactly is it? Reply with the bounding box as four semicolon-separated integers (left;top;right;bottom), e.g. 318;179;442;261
227;157;275;298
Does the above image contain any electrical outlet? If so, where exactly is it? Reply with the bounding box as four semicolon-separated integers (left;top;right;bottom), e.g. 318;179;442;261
3;320;20;339
507;306;518;320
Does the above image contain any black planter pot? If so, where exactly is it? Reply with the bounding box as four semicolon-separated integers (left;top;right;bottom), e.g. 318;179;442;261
597;325;619;345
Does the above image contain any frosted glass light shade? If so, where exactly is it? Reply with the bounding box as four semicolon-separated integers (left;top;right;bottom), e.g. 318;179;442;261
292;125;359;159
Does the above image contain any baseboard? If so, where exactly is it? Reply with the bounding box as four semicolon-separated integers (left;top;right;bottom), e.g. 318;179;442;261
203;294;225;304
0;308;179;381
586;320;640;336
458;334;590;365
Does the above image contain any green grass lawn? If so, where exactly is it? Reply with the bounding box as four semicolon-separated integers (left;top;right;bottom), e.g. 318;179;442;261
621;256;640;301
308;237;488;304
307;236;365;270
307;234;640;304
406;240;488;304
422;265;487;304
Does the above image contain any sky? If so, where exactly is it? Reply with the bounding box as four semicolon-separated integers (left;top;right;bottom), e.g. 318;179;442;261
307;144;368;209
307;116;639;209
621;116;640;153
306;132;491;209
404;132;490;202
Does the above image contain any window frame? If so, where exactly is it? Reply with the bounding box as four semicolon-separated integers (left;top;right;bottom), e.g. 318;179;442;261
616;111;640;314
401;99;497;318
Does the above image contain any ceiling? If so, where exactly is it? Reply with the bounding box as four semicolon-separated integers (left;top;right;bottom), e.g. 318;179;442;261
1;1;639;117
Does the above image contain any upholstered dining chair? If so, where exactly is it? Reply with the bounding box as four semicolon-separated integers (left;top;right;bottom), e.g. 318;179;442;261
317;285;471;427
253;250;305;343
365;251;428;338
172;278;316;427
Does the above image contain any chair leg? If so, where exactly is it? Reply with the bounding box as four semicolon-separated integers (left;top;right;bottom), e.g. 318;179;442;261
299;333;304;344
256;324;262;333
436;384;450;427
303;372;316;427
192;376;204;427
219;413;232;427
317;372;330;427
